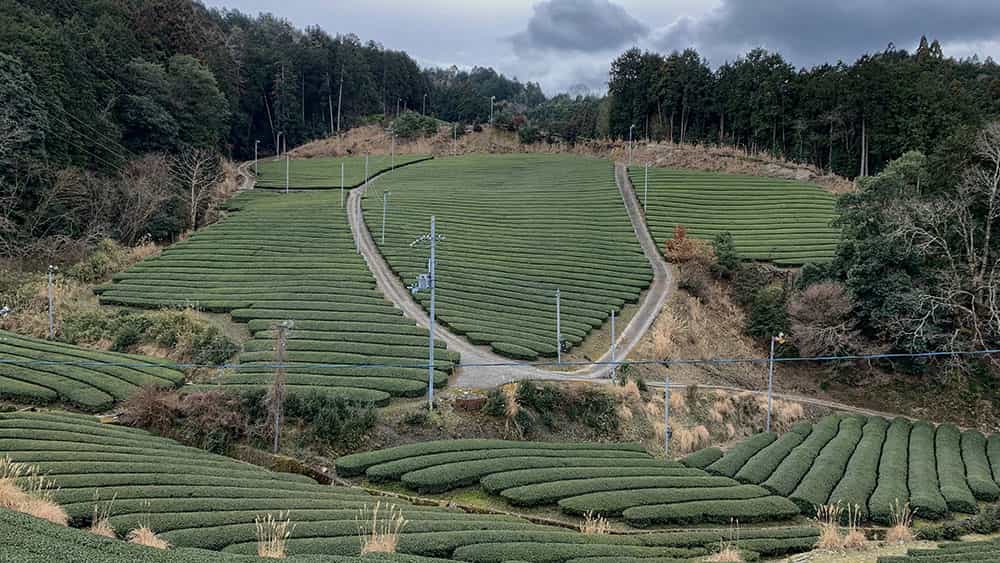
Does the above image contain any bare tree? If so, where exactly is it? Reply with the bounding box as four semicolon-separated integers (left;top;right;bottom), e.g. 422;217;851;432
116;154;175;244
788;282;860;357
171;148;224;230
888;122;1000;350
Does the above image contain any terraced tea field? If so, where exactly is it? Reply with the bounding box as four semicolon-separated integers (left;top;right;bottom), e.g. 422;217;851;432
97;191;456;405
337;439;803;528
0;411;818;561
879;539;1000;562
0;331;183;411
629;167;839;264
257;154;429;189
365;155;652;360
683;414;1000;523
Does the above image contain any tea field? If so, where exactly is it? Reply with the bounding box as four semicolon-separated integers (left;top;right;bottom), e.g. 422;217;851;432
97;190;457;405
365;155;652;360
256;154;429;189
683;414;1000;523
629;167;839;265
337;438;803;528
0;330;183;411
878;539;1000;562
0;411;819;562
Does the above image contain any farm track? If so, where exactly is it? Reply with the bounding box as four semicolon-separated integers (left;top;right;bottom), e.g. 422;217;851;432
346;159;672;388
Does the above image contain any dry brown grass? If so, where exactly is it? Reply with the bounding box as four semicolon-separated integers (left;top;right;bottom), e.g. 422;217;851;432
842;504;868;550
87;492;117;538
885;500;915;544
256;511;294;558
668;389;686;415
815;503;844;550
673;424;711;454
357;501;407;554
127;527;170;549
705;543;744;562
0;456;68;526
580;511;611;535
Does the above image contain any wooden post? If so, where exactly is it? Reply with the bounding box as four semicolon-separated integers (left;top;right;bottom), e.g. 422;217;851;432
269;322;290;453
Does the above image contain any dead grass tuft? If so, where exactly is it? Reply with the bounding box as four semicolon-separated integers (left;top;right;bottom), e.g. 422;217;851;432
673;424;711;454
0;456;68;526
706;519;743;562
815;503;844;550
127;527;170;549
357;501;407;554
580;511;611;535
842;504;868;550
885;499;915;544
256;511;294;558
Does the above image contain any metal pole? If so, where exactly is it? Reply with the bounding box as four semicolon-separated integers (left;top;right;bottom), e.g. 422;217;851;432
423;93;427;114
555;288;561;364
453;124;457;155
365;154;369;186
254;140;259;176
336;67;343;134
644;164;649;212
610;309;616;365
284;153;289;194
47;266;55;339
490;96;495;124
766;335;776;432
275;132;283;160
381;191;390;245
340;162;345;207
391;135;395;170
628;125;635;167
428;216;437;411
664;371;671;457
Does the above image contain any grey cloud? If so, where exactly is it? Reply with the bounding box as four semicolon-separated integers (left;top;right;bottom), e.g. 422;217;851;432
511;0;648;54
652;0;1000;67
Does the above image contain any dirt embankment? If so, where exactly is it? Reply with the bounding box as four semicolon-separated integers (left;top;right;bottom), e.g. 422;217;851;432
289;125;854;194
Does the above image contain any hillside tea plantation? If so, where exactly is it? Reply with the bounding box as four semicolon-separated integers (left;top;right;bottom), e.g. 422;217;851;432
366;155;652;360
0;411;819;561
256;154;430;189
683;414;1000;523
337;439;802;528
878;539;1000;562
629;166;839;264
97;190;456;405
0;330;183;411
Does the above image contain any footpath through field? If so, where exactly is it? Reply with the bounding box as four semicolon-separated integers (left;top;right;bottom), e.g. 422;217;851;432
347;160;672;388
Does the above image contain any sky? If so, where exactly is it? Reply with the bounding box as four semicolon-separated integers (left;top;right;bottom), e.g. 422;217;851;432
201;0;1000;95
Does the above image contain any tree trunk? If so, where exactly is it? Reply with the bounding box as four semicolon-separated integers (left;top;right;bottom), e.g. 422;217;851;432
669;112;675;144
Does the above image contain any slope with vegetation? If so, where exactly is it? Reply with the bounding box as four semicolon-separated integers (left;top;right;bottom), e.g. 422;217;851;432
256;155;429;190
365;154;651;360
98;190;457;404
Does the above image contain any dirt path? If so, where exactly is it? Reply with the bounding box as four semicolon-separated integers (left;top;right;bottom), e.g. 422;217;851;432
345;160;671;388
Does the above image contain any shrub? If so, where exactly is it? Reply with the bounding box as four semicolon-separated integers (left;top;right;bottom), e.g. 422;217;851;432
789;417;865;513
119;385;181;435
481;389;507;417
706;432;777;477
908;421;949;520
936;424;978;513
869;418;912;524
393;111;439;139
283;391;376;449
828;417;889;518
788;282;860;357
681;448;723;469
961;430;1000;501
745;286;788;340
176;391;248;454
712;232;739;278
565;386;619;434
730;264;774;306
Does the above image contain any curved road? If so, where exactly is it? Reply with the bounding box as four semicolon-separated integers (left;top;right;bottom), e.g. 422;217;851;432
345;161;672;388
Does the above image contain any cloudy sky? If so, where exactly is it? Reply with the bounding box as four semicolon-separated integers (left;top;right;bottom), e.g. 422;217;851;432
202;0;1000;95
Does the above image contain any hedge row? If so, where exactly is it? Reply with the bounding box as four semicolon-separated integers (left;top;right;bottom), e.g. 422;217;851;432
828;416;890;518
936;424;978;514
868;418;913;524
499;475;738;507
762;415;842;496
449;543;701;563
557;484;770;516
680;447;722;469
788;416;866;513
877;539;1000;562
961;430;1000;501
705;431;776;477
480;465;692;494
734;426;810;484
909;421;949;520
622;495;801;527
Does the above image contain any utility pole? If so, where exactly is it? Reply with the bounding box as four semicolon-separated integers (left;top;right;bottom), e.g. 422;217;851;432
664;367;672;458
408;218;443;411
336;65;344;134
555;288;562;364
490;96;496;124
275;131;284;161
390;132;395;170
47;265;57;339
644;164;650;212
365;153;369;187
453;124;457;156
766;333;785;432
628;124;636;167
254;140;260;176
340;162;345;207
284;152;289;194
610;309;616;366
269;321;291;454
422;93;427;114
381;190;391;245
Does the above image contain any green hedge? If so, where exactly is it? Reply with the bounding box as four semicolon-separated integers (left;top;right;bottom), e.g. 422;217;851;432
909;421;949;520
623;495;801;527
336;439;646;477
936;424;978;513
680;447;722;469
734;428;808;484
490;341;538;360
480;465;692;494
868;418;912;524
499;475;739;507
557;484;770;516
449;543;702;563
705;432;776;477
789;416;865;513
761;415;841;496
961;430;1000;501
827;416;889;518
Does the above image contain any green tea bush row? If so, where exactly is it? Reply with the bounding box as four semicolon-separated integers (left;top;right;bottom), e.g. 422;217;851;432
680;447;722;469
705;431;776;477
480;465;692;494
788;416;865;513
868;418;913;524
909;421;950;519
557;484;770;516
499;475;739;507
936;424;978;513
623;495;801;527
961;430;1000;501
734;428;809;484
762;415;841;496
828;416;889;517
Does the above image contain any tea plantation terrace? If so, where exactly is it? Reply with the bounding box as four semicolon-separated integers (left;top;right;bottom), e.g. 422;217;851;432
0;411;819;562
365;154;652;360
682;414;1000;523
337;438;803;528
256;154;430;190
0;330;183;411
97;190;457;405
630;166;839;265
